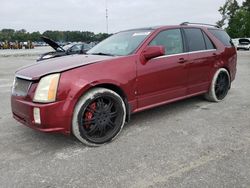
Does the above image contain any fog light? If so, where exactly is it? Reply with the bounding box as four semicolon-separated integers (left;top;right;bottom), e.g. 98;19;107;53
33;107;41;124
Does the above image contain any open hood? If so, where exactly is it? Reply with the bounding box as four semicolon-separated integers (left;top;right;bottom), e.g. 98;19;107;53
41;36;65;52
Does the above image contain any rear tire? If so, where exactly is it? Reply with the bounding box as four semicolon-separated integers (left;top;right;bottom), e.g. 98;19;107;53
204;68;231;102
72;88;126;146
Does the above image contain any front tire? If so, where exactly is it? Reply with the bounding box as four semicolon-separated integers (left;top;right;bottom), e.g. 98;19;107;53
205;68;231;102
72;88;126;146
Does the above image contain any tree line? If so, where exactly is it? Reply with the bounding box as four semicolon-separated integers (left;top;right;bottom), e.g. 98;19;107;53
0;29;111;43
217;0;250;38
1;0;249;42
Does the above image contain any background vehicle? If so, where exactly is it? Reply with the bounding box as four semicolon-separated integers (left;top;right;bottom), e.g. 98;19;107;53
11;23;237;146
237;38;250;50
37;36;92;61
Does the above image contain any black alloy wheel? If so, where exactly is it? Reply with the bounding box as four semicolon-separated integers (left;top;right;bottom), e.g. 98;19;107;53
214;72;230;100
204;68;231;102
77;93;125;145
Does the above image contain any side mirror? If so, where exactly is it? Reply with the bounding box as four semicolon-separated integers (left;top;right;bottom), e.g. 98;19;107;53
142;46;165;60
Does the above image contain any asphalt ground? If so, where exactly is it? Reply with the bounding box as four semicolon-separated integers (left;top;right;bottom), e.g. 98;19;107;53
0;49;250;188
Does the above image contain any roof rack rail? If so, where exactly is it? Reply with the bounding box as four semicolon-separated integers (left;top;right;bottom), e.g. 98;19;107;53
180;22;220;28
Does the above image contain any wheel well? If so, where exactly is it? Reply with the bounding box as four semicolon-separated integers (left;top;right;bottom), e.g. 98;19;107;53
96;84;126;99
90;84;131;122
222;67;231;88
222;67;230;76
222;66;231;79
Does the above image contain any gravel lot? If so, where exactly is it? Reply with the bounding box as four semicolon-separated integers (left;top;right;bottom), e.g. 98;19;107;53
0;46;51;58
0;49;250;188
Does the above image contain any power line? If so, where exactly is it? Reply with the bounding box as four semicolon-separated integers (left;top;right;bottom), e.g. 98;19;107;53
105;0;109;33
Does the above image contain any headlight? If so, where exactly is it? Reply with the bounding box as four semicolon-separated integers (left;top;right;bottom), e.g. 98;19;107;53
42;54;54;59
37;54;53;61
11;77;17;94
33;73;60;103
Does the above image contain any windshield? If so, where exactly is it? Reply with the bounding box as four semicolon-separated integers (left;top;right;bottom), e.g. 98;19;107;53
62;43;76;51
87;30;152;56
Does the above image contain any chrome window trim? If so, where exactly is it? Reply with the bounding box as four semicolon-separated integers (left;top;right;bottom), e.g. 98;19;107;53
153;49;217;59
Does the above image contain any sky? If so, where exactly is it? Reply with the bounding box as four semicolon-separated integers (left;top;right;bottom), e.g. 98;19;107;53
0;0;244;34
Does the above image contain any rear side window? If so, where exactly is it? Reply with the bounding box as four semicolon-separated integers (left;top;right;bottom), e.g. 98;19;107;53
184;28;206;52
202;32;216;50
208;29;233;47
149;29;183;55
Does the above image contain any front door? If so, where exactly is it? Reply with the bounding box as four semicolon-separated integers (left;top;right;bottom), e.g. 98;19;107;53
136;29;188;110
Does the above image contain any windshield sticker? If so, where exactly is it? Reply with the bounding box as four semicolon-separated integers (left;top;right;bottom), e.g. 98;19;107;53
132;32;151;37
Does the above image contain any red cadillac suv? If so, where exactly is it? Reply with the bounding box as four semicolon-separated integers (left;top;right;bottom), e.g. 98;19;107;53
11;23;237;146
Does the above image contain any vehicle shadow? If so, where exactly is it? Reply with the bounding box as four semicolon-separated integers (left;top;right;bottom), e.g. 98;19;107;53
18;125;85;151
124;95;207;130
16;95;207;151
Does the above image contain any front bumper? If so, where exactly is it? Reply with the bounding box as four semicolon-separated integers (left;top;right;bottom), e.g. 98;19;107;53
237;46;250;50
11;96;74;135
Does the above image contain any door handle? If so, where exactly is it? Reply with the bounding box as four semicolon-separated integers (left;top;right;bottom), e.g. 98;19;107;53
178;58;187;64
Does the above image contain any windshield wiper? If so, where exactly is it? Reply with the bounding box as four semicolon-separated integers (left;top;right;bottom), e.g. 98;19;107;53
89;52;114;56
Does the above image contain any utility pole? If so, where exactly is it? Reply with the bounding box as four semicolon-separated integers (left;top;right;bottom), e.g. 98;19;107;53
105;0;109;34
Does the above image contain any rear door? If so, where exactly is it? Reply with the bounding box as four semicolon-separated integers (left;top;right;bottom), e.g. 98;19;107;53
136;29;188;109
183;28;217;94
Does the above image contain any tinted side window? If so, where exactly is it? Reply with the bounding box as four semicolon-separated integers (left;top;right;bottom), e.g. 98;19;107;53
184;28;206;52
69;44;82;52
149;29;183;55
208;29;233;47
203;32;215;50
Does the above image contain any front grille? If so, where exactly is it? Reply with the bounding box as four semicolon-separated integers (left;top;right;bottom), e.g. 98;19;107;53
12;77;32;96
